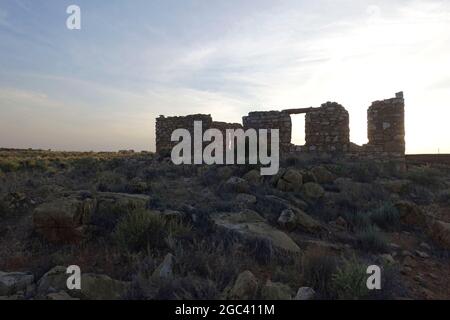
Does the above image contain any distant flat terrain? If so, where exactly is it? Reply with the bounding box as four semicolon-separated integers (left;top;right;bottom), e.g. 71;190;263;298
406;154;450;165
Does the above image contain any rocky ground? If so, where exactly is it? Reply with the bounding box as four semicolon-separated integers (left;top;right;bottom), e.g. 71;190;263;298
0;149;449;300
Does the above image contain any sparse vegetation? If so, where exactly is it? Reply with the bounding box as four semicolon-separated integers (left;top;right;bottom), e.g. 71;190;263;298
355;227;388;253
331;257;369;300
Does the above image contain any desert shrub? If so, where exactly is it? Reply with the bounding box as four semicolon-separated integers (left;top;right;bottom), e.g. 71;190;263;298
401;184;435;205
369;202;400;230
0;158;21;172
331;257;369;300
114;209;191;252
340;211;371;231
302;248;338;298
438;189;450;204
70;157;100;177
406;166;442;187
355;227;388;253
96;171;127;192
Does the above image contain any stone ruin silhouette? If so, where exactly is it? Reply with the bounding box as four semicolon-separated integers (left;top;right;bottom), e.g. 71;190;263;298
155;92;405;162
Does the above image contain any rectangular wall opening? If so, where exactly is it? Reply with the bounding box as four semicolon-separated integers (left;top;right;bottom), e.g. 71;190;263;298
290;114;306;146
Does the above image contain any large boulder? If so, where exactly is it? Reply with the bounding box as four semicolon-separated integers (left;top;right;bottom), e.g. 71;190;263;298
277;208;322;233
294;287;315;300
243;170;263;185
310;166;335;184
37;266;130;300
276;169;303;192
394;201;427;227
223;177;250;193
33;197;96;243
228;270;259;300
261;280;293;300
211;210;301;253
302;182;325;200
0;271;34;296
428;220;450;249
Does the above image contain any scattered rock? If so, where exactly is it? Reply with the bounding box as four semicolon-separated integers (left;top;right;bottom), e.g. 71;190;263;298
153;253;175;279
0;271;34;296
277;208;322;233
302;182;325;200
428;220;450;249
223;177;250;193
310;166;335;184
217;166;234;180
46;291;79;300
380;254;396;265
415;250;430;259
243;170;262;185
33;197;96;243
294;287;315;300
236;193;257;205
261;280;293;300
211;210;301;253
276;169;303;192
75;274;130;300
228;271;258;300
394;201;427;227
37;266;69;295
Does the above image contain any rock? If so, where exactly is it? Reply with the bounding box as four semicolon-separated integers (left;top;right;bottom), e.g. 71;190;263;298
0;271;34;296
211;210;301;253
415;250;429;259
276;169;303;192
302;182;325;200
33;197;96;243
310;166;335;184
223;177;250;193
236;193;257;205
428;220;450;249
294;287;315;300
380;254;396;265
261;280;293;300
217;166;234;180
37;266;69;295
75;274;130;300
335;216;348;229
277;208;322;233
243;170;262;185
153;253;175;279
228;271;258;300
301;171;317;183
419;242;431;250
394;201;427;227
46;291;79;300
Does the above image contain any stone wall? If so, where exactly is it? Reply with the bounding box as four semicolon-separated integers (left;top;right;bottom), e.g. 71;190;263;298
155;114;213;156
365;92;405;157
242;111;292;151
304;102;350;152
155;92;406;161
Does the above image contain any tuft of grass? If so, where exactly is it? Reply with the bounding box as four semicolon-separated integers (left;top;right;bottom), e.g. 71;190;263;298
302;248;338;298
114;209;191;252
331;256;369;300
369;202;400;231
355;227;388;253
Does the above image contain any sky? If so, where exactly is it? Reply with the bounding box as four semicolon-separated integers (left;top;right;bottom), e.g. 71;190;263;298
0;0;449;153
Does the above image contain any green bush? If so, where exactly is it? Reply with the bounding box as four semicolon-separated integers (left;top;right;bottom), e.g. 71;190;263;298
302;248;338;298
114;209;191;252
369;202;400;230
331;257;369;300
355;227;388;253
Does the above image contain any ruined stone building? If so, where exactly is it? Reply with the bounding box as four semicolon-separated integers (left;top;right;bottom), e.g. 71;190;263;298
155;92;405;161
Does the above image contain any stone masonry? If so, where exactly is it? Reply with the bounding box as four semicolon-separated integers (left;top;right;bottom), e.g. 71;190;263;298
155;92;405;161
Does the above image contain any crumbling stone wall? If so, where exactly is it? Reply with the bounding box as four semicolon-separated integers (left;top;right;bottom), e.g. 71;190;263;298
243;111;292;151
304;102;350;152
155;92;405;161
365;92;405;156
155;114;213;156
